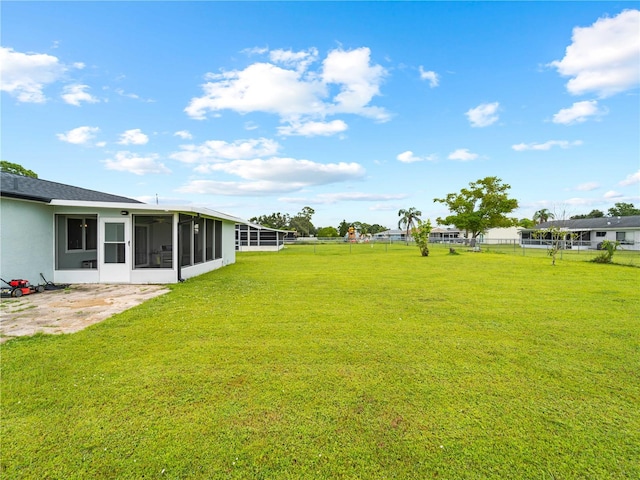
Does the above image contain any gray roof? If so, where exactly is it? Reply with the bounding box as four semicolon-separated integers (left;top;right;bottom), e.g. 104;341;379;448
1;172;143;204
534;215;640;230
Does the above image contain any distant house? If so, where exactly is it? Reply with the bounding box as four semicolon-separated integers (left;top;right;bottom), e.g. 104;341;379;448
235;223;288;251
1;172;245;284
520;216;640;251
373;229;407;242
429;227;462;243
478;226;522;244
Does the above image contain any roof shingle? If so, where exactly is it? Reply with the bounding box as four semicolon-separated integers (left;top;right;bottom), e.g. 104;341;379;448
1;172;143;204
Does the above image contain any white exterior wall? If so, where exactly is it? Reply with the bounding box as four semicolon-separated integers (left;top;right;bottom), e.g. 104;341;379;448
0;198;54;284
481;227;521;243
221;220;237;266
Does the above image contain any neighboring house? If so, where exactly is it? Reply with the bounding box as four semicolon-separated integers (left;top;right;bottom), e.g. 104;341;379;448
477;226;522;244
520;216;640;251
373;229;407;242
235;223;287;251
429;227;461;243
1;172;244;284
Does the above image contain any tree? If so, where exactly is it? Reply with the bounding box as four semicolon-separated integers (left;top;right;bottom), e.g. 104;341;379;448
533;226;576;266
398;207;422;245
338;220;350;237
518;218;535;228
369;224;388;235
317;226;339;237
434;176;518;240
533;208;554;224
289;206;316;236
608;202;640;217
593;240;621;264
571;209;605;219
248;212;291;229
1;161;38;178
411;219;432;256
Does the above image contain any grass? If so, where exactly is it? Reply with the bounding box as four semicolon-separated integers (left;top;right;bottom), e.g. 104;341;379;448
1;244;639;479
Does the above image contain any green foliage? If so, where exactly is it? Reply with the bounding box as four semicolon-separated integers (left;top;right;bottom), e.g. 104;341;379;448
411;218;432;256
532;208;554;224
2;247;639;478
533;226;577;266
338;219;350;237
434;176;518;238
316;226;339;237
592;240;621;264
398;207;422;244
0;161;38;178
518;218;535;228
248;212;290;229
289;206;316;236
571;209;605;219
608;202;640;217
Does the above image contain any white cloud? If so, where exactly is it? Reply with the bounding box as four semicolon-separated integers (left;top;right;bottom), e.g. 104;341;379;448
396;150;437;163
61;84;99;106
104;151;170;175
448;148;478;161
174;130;193;140
620;170;640;186
604;190;624;199
552;100;604;124
277;119;348;137
465;102;500;127
512;140;583;151
322;47;388;120
56;126;100;145
576;182;600;191
550;9;640;97
419;66;439;87
185;46;389;123
178;157;365;196
279;192;407;205
207;157;365;184
0;46;67;103
118;129;149;145
269;47;318;72
171;138;280;164
178;179;295;196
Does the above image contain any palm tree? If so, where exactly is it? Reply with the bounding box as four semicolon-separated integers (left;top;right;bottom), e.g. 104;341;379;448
398;208;422;244
533;208;554;224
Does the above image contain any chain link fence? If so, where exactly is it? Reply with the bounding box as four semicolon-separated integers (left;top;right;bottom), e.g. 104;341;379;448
282;237;640;266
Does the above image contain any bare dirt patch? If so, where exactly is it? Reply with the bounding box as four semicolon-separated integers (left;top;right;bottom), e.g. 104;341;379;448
0;284;169;343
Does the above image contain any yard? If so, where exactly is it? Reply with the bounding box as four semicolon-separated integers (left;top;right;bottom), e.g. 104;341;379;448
1;244;639;479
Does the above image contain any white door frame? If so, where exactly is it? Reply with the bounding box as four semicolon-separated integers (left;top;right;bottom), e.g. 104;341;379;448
99;217;131;283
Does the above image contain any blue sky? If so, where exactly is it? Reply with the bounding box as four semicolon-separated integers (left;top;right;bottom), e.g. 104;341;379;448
2;1;639;229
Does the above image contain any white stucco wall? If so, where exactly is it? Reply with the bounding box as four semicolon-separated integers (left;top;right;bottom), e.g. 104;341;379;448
0;198;54;284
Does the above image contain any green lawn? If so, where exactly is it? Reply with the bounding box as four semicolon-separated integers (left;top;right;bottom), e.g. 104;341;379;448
2;244;639;479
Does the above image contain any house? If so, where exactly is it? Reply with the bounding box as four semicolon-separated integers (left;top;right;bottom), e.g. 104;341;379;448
235;223;288;251
520;216;640;251
429;227;462;243
372;229;407;242
477;226;522;244
1;172;245;284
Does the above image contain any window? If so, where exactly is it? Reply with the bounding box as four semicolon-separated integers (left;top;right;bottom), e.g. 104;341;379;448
616;232;627;242
66;217;97;251
595;231;606;237
104;222;125;263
